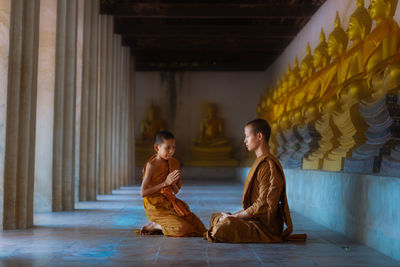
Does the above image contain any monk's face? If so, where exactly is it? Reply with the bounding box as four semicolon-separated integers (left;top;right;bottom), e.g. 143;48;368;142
155;138;175;160
244;126;262;151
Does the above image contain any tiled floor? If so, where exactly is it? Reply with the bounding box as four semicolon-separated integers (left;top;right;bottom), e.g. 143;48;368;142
0;182;399;266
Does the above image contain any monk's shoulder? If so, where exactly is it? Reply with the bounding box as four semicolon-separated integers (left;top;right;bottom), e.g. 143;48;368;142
146;158;160;171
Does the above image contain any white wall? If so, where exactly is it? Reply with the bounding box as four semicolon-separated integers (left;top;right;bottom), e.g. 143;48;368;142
134;71;268;163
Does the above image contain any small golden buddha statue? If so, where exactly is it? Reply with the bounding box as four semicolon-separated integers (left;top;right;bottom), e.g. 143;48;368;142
299;43;315;81
287;44;315;111
364;0;400;98
139;105;165;143
196;103;227;146
136;105;166;166
188;103;237;167
288;58;302;92
320;12;348;101
313;28;331;72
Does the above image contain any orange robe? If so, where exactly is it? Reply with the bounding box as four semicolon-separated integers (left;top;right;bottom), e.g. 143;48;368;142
205;153;299;243
142;155;206;237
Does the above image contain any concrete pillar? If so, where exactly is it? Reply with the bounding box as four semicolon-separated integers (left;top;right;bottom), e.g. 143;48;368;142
75;0;84;202
0;0;11;230
34;0;57;213
3;0;40;229
104;16;113;194
79;0;98;201
52;0;78;211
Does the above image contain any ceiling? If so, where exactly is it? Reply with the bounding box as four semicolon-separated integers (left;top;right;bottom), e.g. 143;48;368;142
100;0;326;71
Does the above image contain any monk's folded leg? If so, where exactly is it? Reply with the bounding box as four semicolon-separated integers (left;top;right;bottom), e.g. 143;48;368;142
154;212;206;237
206;216;281;243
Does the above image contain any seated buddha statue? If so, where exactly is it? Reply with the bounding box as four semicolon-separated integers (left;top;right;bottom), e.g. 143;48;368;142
286;58;303;113
330;0;372;171
136;105;166;166
287;44;315;112
188;103;238;167
195;103;227;146
363;0;400;100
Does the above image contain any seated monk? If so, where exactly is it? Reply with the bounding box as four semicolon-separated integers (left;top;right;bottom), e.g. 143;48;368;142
205;119;306;243
140;131;206;237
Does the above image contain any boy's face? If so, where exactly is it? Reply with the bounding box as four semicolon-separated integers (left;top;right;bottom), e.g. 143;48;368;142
244;126;262;151
155;138;175;160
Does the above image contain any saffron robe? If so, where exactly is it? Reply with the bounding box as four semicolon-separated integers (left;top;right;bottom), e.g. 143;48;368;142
205;153;297;243
142;155;206;237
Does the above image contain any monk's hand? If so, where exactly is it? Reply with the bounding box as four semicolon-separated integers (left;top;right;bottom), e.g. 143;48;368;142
219;212;232;222
165;170;180;186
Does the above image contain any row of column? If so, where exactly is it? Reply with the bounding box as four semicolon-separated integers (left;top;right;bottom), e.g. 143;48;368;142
0;0;135;229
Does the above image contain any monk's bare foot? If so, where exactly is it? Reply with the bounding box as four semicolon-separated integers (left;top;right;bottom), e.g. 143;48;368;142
140;222;162;235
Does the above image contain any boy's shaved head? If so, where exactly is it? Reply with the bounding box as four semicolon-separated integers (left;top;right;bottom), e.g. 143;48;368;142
246;119;271;143
154;130;175;145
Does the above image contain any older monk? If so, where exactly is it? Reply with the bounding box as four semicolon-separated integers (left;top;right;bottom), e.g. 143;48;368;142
205;119;304;243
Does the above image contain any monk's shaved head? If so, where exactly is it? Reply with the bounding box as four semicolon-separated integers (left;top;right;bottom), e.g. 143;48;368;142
246;119;271;143
154;130;175;145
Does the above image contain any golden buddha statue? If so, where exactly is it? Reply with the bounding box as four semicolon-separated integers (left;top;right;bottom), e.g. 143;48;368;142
327;1;372;171
287;44;315;112
288;58;302;92
136;105;166;166
195;103;227;146
188;102;237;167
313;28;331;72
306;13;348;171
139;105;165;143
364;0;400;99
300;43;315;80
269;121;280;155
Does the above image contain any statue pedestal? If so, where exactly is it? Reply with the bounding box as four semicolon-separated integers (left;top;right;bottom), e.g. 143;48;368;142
135;142;154;167
186;145;238;167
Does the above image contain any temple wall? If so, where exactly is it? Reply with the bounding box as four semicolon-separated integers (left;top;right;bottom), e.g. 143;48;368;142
259;0;400;261
285;169;400;261
134;71;267;165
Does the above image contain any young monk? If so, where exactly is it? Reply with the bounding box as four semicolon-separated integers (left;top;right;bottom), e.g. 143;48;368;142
140;130;206;237
205;119;306;243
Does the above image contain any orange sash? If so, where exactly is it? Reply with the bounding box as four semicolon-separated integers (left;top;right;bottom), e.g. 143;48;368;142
143;154;190;217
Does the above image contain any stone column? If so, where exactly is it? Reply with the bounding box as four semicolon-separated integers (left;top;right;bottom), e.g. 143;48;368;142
34;0;57;213
75;0;84;202
79;0;98;201
111;35;119;190
116;42;123;189
3;0;40;229
0;0;11;230
97;14;107;195
52;0;78;211
104;16;113;194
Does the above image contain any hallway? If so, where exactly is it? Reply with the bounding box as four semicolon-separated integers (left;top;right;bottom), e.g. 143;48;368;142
0;182;398;267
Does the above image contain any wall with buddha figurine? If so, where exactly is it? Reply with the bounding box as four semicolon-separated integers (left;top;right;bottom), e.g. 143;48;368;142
258;0;400;261
134;71;267;170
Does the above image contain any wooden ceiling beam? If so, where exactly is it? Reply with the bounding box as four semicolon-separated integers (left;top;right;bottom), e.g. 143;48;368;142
122;37;289;51
103;3;318;19
116;24;298;38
